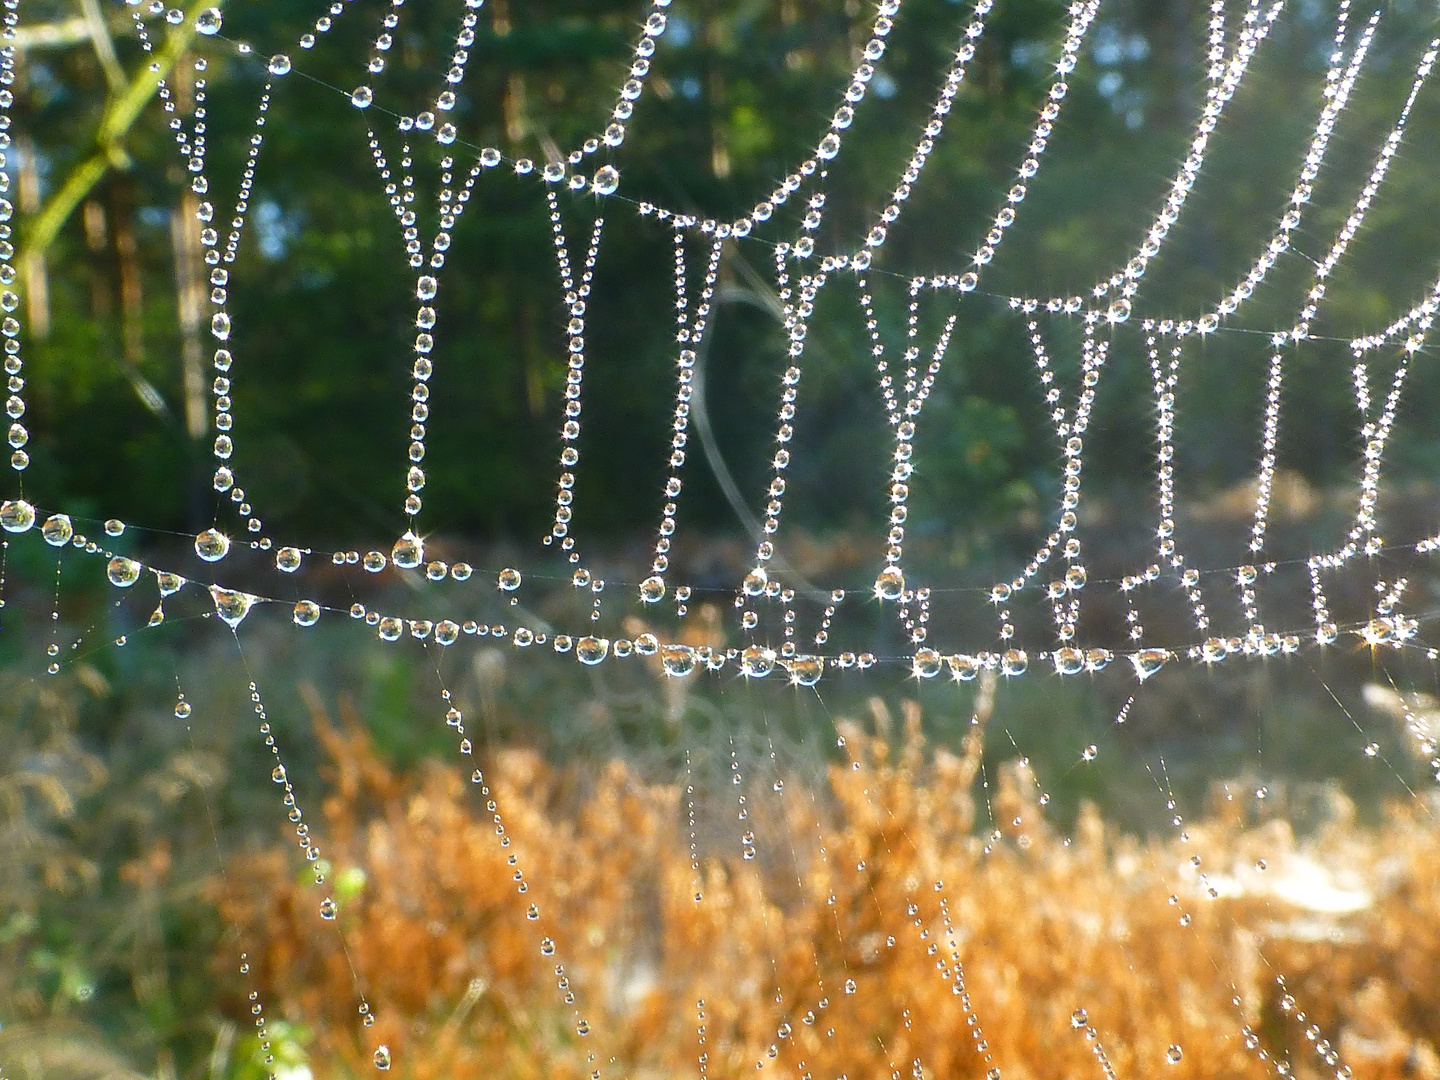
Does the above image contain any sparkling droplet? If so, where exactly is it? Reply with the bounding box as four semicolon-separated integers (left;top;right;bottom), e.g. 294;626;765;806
740;645;775;678
373;1046;391;1070
874;565;905;601
576;636;608;665
41;513;73;545
1166;1045;1183;1065
104;518;125;537
175;700;192;720
275;547;303;572
107;557;142;587
293;600;321;626
1053;647;1084;676
742;567;768;595
268;54;292;76
391;531;423;569
1071;1009;1089;1029
209;585;256;628
351;85;374;109
787;654;823;686
661;644;695;677
638;575;665;603
320;897;337;920
593;165;619;195
195;528;231;562
911;648;942;678
0;498;35;532
416;276;438;301
1130;648;1170;681
272;764;287;784
497;567;522;592
195;7;222;34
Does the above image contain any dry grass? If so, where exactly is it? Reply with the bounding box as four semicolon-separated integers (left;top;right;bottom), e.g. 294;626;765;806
217;687;1440;1080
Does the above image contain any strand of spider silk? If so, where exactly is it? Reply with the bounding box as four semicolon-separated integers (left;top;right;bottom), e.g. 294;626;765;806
0;0;23;478
1135;7;1373;344
1087;0;1282;311
634;229;722;606
436;676;602;1067
1199;4;1375;327
536;199;605;572
1145;332;1213;636
1250;24;1432;570
244;676;383;1063
736;247;823;644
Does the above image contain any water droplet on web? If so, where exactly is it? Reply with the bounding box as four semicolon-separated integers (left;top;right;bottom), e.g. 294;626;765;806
195;528;231;562
661;644;695;677
740;645;775;678
1071;1009;1089;1028
373;1046;391;1070
416;276;438;301
639;575;665;602
320;897;337;919
911;648;942;678
275;547;303;572
175;700;192;720
41;514;72;545
1166;1045;1183;1065
592;165;620;195
268;54;291;76
104;519;125;537
209;585;256;628
293;600;321;626
787;655;823;686
391;531;423;569
540;937;555;955
576;1019;590;1036
195;6;222;34
108;557;142;587
0;498;35;532
352;85;374;109
874;565;905;600
1130;648;1170;681
272;764;287;784
576;636;608;665
497;567;522;591
742;567;768;595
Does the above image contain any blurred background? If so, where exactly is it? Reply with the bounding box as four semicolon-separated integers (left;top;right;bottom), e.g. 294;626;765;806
6;0;1440;1077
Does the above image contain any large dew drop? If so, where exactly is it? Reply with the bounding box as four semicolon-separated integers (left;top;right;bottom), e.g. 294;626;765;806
592;164;620;195
1053;647;1084;676
0;498;35;532
1130;648;1170;681
638;575;665;603
575;636;609;665
391;531;423;569
661;643;695;677
275;546;303;572
195;6;222;34
209;585;256;629
497;567;522;592
41;513;72;545
293;600;321;626
107;557;143;587
911;648;942;678
195;528;231;562
874;565;905;601
373;1046;391;1070
787;655;823;687
742;566;768;596
351;85;374;109
740;645;775;678
268;54;291;76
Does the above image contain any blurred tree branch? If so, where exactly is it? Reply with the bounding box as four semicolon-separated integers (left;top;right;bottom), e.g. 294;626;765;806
18;0;217;266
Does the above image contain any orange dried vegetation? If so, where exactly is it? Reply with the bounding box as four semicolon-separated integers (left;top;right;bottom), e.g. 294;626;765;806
216;692;1440;1080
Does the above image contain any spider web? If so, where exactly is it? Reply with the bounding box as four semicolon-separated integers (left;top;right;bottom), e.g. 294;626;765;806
4;0;1440;1076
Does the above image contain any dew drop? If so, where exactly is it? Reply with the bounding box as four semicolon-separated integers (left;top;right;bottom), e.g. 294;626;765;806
175;700;192;720
41;513;73;545
373;1046;391;1070
352;85;374;109
391;531;423;569
1130;648;1170;681
742;566;768;596
104;518;125;537
107;557;142;587
320;897;337;920
576;636;609;665
787;654;823;686
874;565;905;601
275;547;303;572
661;643;695;677
497;567;522;592
195;7;222;34
911;648;942;678
0;498;35;532
1166;1045;1183;1065
592;164;620;195
195;528;231;562
293;600;321;626
272;764;287;784
638;574;665;602
268;54;291;76
209;585;256;628
1071;1009;1089;1029
740;645;775;678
